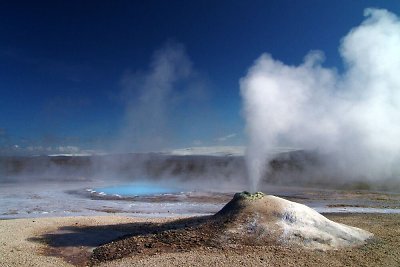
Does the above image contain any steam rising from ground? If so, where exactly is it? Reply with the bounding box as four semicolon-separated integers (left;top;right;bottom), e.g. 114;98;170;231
241;8;400;190
118;42;207;152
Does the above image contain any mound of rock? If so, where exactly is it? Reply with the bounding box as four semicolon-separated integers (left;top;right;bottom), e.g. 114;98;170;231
214;191;373;250
91;192;373;263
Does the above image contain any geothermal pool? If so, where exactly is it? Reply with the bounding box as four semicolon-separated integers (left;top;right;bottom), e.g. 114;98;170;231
1;178;400;220
94;183;181;197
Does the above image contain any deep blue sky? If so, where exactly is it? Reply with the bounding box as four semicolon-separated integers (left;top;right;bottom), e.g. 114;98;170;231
1;0;399;154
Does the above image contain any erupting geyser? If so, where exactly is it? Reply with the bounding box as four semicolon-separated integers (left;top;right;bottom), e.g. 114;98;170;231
241;8;400;190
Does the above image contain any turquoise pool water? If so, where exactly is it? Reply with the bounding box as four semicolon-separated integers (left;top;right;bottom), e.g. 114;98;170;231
95;183;179;196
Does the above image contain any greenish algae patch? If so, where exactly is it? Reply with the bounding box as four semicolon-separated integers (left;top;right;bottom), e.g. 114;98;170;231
234;191;265;200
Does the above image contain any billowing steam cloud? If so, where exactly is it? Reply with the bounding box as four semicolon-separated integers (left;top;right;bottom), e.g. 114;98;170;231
241;8;400;191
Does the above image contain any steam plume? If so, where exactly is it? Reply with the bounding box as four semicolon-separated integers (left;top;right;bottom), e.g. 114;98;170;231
118;42;206;152
241;8;400;190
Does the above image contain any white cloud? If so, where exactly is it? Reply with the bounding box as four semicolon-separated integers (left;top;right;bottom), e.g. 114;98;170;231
192;140;203;146
56;146;80;153
216;133;237;142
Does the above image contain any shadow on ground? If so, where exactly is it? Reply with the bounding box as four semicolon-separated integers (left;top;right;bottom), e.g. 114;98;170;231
28;216;210;266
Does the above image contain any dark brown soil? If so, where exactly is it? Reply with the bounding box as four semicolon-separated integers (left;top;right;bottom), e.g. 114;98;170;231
90;217;224;265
